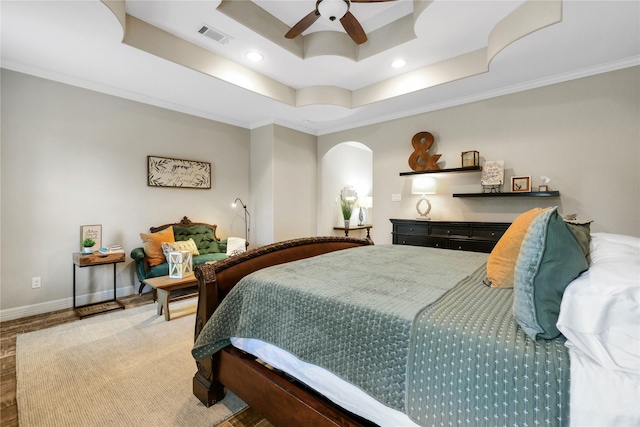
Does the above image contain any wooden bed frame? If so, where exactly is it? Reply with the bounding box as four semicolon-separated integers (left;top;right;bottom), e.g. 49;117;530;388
192;236;376;426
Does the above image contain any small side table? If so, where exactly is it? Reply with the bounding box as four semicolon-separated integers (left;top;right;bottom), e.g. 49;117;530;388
333;224;372;238
73;252;126;318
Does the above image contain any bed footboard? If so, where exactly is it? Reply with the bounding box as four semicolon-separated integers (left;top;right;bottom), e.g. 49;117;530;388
192;236;373;408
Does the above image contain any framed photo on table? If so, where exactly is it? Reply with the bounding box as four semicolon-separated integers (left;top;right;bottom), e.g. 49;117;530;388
511;176;531;192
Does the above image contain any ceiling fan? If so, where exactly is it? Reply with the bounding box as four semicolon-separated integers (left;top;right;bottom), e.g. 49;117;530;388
285;0;396;45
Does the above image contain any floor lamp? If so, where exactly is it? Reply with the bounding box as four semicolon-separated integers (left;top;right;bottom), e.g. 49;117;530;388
232;198;250;242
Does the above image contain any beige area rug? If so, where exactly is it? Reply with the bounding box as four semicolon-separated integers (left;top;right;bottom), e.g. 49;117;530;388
16;300;246;427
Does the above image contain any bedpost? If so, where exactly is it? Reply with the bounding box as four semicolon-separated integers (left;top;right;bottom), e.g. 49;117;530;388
193;263;225;406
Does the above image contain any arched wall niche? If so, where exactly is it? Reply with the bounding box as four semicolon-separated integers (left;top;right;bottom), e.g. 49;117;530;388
320;141;373;236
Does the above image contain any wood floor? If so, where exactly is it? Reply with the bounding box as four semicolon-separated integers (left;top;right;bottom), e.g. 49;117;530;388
0;293;272;427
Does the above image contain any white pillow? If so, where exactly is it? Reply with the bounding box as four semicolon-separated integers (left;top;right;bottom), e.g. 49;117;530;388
226;237;246;256
557;233;640;374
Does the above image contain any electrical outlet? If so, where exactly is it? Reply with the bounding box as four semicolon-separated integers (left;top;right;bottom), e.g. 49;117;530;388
391;194;401;202
32;277;41;289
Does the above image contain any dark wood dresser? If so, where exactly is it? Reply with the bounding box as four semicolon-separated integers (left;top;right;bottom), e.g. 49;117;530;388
390;219;511;253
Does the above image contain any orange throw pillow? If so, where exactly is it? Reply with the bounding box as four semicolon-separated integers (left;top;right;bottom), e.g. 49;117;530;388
140;226;175;267
486;207;550;288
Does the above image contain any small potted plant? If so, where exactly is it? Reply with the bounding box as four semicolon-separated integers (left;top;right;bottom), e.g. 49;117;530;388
82;238;96;254
340;197;357;229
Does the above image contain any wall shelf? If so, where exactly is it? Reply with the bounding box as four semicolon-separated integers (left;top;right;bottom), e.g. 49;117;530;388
399;166;481;176
452;191;560;198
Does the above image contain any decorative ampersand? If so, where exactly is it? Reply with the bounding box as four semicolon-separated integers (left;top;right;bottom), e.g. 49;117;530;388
408;131;441;171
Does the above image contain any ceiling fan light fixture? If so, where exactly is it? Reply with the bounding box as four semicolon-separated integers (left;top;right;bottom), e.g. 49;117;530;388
391;59;407;69
245;51;263;62
318;0;350;21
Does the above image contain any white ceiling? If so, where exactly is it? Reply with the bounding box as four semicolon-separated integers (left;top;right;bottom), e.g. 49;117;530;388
1;0;639;135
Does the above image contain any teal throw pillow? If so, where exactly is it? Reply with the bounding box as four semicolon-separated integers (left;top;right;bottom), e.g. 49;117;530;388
513;207;589;340
563;220;592;258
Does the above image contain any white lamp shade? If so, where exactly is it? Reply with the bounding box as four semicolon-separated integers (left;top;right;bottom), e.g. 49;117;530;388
318;0;349;20
412;177;437;195
359;196;373;209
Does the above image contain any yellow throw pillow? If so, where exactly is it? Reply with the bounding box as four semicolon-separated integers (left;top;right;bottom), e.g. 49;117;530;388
161;238;200;262
140;226;175;267
486;207;550;288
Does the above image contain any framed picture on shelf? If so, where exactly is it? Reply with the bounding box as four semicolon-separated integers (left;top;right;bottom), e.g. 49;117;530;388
480;161;504;186
80;224;102;251
480;160;504;193
511;176;531;192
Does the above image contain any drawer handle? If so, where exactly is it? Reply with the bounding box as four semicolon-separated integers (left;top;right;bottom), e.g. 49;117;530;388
447;230;451;234
410;228;414;231
458;245;463;249
402;240;406;244
491;232;495;236
435;243;439;247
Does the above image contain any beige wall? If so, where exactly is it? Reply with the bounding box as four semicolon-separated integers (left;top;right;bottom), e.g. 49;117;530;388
273;125;317;241
2;66;639;319
1;70;250;318
319;67;640;244
250;125;275;246
250;124;317;246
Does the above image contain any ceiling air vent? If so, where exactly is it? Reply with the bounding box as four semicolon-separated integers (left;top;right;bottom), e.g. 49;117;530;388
197;25;232;44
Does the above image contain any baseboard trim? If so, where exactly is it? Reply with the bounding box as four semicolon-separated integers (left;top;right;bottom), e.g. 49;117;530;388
0;286;137;322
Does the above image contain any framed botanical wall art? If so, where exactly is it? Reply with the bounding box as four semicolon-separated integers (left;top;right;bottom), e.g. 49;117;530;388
80;224;102;251
511;176;531;192
147;156;211;189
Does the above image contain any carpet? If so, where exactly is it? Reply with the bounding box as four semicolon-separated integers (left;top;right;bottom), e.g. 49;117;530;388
16;300;246;427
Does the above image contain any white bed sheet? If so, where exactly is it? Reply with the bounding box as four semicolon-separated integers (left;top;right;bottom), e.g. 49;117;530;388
231;337;419;427
557;233;640;427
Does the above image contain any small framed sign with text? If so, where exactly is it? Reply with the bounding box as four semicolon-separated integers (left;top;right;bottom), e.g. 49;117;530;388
80;224;102;251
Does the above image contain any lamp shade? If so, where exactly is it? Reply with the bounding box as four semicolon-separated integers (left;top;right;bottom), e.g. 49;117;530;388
359;196;373;209
412;177;437;195
318;0;349;20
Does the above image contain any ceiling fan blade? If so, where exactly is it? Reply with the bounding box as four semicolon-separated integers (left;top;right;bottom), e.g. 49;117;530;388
285;10;320;39
340;11;367;44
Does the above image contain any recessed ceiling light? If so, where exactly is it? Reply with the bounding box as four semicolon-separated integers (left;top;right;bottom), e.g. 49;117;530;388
246;51;263;62
391;59;407;69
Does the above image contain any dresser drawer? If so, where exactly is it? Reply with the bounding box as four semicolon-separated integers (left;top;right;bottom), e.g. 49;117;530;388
430;225;469;238
393;234;432;246
394;223;429;235
470;228;506;241
449;239;496;253
423;237;449;249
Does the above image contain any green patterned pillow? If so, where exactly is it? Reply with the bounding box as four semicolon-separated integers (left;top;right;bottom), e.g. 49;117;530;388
513;207;589;340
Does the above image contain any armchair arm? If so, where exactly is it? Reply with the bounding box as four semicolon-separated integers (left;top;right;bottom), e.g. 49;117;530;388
130;247;151;282
130;247;146;262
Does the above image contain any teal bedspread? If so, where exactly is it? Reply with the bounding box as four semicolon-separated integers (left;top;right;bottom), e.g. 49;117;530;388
407;264;569;426
192;244;570;426
192;244;487;410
